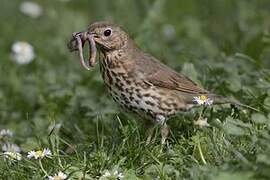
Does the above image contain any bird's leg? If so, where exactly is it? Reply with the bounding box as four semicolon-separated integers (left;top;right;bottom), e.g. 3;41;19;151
156;115;169;145
146;126;155;145
144;121;155;145
161;122;169;145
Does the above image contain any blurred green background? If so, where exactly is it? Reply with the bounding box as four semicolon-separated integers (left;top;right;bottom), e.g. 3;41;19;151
0;0;270;179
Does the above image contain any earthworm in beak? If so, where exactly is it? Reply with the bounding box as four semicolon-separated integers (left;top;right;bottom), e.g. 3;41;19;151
68;31;96;70
87;34;96;67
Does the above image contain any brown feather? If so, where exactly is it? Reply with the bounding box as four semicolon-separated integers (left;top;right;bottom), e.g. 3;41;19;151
131;48;209;94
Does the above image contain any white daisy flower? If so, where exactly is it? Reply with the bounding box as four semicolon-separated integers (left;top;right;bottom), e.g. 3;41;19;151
2;143;21;153
114;171;124;179
27;150;36;158
43;148;52;156
3;151;22;161
102;170;111;177
11;41;35;64
48;171;67;180
194;117;210;128
20;1;43;18
27;148;52;159
193;95;213;106
0;129;13;137
205;98;214;106
162;24;176;40
101;170;124;179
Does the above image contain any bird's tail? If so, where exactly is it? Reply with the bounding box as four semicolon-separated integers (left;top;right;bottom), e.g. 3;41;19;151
213;95;259;112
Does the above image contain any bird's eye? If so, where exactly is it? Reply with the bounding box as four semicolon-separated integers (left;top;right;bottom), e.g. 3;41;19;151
103;29;112;37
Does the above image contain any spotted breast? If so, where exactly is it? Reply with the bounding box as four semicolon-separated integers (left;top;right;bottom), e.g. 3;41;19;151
99;50;189;123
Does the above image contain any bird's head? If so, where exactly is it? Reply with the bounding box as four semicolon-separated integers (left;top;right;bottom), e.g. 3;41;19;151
88;21;129;52
67;21;132;70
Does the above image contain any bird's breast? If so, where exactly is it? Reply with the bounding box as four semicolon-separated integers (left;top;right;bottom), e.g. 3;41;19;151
99;53;189;120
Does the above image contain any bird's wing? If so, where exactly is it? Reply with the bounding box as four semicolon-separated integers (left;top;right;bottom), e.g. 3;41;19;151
134;52;209;94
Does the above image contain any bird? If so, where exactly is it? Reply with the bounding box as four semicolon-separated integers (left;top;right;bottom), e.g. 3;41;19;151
68;21;257;145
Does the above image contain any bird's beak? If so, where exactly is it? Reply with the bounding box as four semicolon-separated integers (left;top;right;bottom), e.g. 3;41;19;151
67;31;92;52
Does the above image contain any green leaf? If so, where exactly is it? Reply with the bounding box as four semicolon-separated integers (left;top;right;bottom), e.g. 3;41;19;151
123;170;141;180
223;117;246;136
251;113;267;124
257;153;270;165
214;172;254;180
264;97;270;107
267;113;270;130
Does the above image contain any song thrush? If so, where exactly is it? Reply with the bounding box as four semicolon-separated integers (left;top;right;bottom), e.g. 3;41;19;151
68;21;256;144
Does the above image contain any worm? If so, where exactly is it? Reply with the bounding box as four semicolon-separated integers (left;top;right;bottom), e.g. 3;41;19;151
69;32;97;70
87;34;96;67
75;35;91;70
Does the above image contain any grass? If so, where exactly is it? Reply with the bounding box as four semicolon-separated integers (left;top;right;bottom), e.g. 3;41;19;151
0;0;270;179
